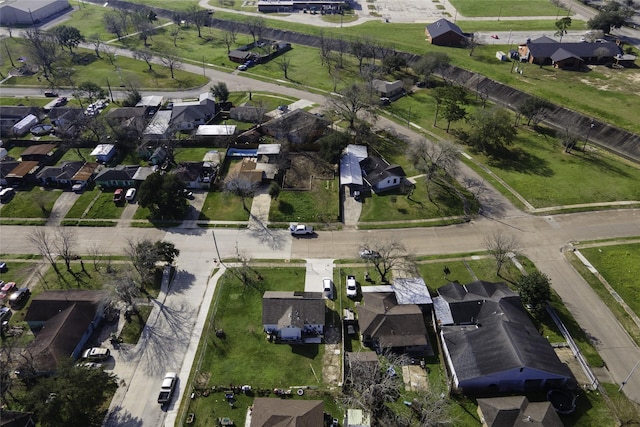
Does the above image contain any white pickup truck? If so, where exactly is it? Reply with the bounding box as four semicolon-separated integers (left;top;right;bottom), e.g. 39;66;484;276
157;372;178;405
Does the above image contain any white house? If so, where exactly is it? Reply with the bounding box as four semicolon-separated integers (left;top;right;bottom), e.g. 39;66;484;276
262;291;325;343
359;156;407;193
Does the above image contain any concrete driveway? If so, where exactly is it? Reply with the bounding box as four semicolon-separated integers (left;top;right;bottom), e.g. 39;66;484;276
46;190;79;226
304;258;334;293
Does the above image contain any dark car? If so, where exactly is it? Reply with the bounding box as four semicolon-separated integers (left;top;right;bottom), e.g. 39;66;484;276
0;262;7;273
8;288;31;309
44;91;58;97
0;307;12;324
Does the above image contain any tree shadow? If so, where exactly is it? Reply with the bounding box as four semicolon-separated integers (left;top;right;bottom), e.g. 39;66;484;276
277;200;294;215
104;405;144;427
290;343;319;359
488;147;554;177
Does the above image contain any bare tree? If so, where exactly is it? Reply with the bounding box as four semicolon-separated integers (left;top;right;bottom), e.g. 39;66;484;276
483;231;520;276
111;271;141;310
159;51;182;79
329;83;376;129
53;227;77;271
277;55;292;79
225;173;258;212
361;239;417;283
133;49;155;72
87;33;102;58
187;5;209;38
411;139;461;204
22;28;59;79
132;11;155;47
247;17;266;44
170;26;180;47
103;11;127;40
341;351;409;422
87;241;103;271
350;37;369;73
28;229;59;275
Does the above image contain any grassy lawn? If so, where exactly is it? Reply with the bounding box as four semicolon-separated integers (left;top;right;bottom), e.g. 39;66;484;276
359;180;467;222
457;19;587;32
57;148;95;163
0;97;51;107
464;129;640;208
174;147;219;163
199;191;251;221
119;305;153;344
185;267;324;424
64;189;100;218
82;192;125;219
270;178;340;223
0;187;60;218
449;0;570;17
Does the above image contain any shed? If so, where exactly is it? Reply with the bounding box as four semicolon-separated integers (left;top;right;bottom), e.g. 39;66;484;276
425;18;468;47
12;114;39;136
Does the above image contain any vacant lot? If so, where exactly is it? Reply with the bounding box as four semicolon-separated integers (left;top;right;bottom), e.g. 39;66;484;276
449;0;569;17
283;152;334;190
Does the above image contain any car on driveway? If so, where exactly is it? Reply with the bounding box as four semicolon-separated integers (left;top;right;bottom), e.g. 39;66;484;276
289;224;313;236
323;277;334;300
346;275;357;298
113;188;124;204
81;347;111;361
0;307;12;324
8;288;30;309
359;249;381;260
125;188;136;202
0;282;16;300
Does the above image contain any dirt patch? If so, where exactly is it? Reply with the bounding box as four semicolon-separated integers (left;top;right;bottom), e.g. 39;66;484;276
402;365;429;392
322;343;342;386
283;152;335;190
555;347;591;387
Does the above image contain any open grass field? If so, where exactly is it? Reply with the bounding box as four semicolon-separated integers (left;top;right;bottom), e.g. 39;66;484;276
270;178;339;223
81;192;126;219
449;0;570;17
464;128;640;208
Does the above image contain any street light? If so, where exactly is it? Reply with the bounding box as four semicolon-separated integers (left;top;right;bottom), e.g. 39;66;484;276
583;120;595;153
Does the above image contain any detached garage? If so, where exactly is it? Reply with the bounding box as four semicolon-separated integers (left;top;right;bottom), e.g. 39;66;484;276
0;0;71;26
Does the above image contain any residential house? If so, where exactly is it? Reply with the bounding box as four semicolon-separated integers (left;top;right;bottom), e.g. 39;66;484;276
434;280;576;395
22;290;107;372
20;143;57;164
135;95;164;115
170;93;218;131
250;398;323;427
340;144;368;190
0;161;19;186
195;124;238;146
372;79;405;100
94;165;140;188
149;146;168;166
4;161;40;187
357;292;431;357
262;291;325;343
143;109;173;141
477;396;563;427
518;36;622;69
425;18;468;47
359;156;407;193
105;107;148;139
392;277;433;306
90;144;117;163
48;107;84;129
36;161;99;188
229;106;267;123
260;109;330;144
171;162;210;189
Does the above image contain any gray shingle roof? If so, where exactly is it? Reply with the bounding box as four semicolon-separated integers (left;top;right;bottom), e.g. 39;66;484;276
262;291;325;328
426;18;464;39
